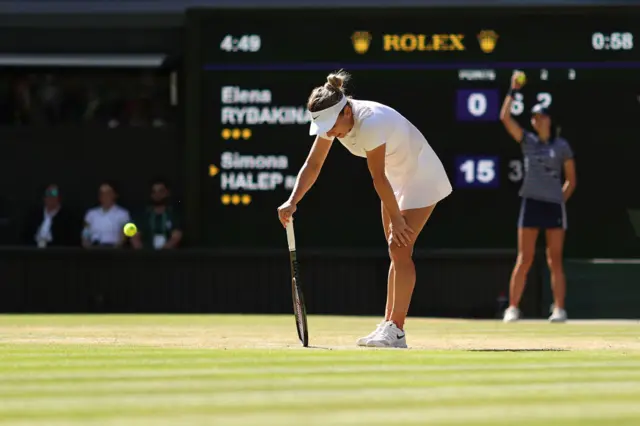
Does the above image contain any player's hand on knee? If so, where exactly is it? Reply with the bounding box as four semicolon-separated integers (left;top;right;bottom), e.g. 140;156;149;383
389;216;415;247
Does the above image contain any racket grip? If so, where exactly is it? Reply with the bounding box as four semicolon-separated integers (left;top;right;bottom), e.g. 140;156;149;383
286;220;296;251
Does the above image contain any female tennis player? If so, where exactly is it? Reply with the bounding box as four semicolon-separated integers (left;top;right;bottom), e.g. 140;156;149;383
277;70;452;348
500;72;577;323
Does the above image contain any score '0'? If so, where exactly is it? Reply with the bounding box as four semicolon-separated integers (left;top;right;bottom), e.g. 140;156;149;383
467;93;488;117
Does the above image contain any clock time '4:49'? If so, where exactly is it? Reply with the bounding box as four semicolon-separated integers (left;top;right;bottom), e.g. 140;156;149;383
220;35;262;52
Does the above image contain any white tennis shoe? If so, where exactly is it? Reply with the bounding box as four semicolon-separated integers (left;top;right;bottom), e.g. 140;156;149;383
549;307;568;323
366;321;407;348
356;321;385;346
503;306;520;323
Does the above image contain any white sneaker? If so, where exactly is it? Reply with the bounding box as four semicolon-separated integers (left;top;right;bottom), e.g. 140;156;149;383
366;321;407;348
503;306;520;323
549;308;567;323
356;321;385;346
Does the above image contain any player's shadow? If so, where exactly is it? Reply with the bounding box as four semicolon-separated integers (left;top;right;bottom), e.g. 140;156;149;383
467;348;568;352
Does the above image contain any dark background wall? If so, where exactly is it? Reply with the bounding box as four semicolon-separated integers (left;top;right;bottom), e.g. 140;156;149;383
0;0;632;14
0;248;543;319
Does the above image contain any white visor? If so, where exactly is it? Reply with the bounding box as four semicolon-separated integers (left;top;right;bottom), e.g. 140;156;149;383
308;95;348;136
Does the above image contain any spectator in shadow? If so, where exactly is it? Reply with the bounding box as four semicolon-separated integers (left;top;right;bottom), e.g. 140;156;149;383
82;181;130;248
22;184;79;247
131;178;182;250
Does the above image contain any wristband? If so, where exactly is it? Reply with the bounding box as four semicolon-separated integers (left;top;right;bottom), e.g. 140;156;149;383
507;88;520;98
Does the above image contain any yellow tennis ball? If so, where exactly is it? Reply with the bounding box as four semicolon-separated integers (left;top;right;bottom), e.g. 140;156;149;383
515;72;526;85
123;223;137;237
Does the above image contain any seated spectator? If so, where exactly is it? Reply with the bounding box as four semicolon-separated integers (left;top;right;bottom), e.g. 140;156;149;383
82;181;130;248
131;179;182;250
21;184;79;247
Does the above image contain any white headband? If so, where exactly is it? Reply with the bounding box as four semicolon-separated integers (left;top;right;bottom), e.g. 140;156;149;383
308;95;348;136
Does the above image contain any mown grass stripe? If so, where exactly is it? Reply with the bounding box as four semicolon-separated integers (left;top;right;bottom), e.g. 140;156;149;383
1;381;638;409
2;367;640;395
2;373;640;399
3;360;640;382
2;394;640;422
2;350;637;364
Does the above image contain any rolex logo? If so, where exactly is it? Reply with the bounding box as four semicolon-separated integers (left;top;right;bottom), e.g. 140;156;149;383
352;31;372;54
477;30;498;53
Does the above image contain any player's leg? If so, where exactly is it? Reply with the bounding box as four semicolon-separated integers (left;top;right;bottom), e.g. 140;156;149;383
504;227;538;322
368;204;435;348
546;227;567;322
504;198;540;322
382;203;394;320
388;205;435;328
356;203;393;346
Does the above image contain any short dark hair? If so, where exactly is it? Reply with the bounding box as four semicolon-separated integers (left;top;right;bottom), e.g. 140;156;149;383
150;177;170;190
99;180;119;194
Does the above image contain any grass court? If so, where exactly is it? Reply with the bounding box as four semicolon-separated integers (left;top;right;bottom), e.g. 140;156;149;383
1;315;639;425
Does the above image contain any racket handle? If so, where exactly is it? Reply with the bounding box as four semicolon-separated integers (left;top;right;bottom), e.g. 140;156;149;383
286;220;296;251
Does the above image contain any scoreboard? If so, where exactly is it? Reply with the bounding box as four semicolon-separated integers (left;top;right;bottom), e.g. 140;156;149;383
188;6;640;258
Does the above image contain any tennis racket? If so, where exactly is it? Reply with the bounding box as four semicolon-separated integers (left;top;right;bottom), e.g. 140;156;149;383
286;220;309;347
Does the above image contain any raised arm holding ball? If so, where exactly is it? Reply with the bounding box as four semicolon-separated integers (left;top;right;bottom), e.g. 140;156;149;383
500;71;577;323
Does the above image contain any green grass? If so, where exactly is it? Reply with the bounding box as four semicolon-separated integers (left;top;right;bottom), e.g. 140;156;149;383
0;315;639;425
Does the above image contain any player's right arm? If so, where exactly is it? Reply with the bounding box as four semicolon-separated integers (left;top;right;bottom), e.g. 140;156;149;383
500;72;525;143
277;136;333;226
288;136;333;204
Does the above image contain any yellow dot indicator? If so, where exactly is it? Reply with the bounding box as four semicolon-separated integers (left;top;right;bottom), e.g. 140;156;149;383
241;194;252;205
209;164;219;177
231;194;241;205
221;194;231;205
221;129;231;140
231;129;241;140
241;128;252;140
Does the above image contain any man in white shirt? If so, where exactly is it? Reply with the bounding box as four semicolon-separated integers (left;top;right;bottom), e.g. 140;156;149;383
82;182;131;248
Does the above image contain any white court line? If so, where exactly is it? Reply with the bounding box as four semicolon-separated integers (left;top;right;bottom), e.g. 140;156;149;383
586;258;640;264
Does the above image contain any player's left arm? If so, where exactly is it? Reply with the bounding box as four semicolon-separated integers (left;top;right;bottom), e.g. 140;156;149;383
364;143;402;223
562;141;577;202
562;159;577;202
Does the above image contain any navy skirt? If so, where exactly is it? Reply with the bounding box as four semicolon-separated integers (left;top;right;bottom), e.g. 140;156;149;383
518;198;566;230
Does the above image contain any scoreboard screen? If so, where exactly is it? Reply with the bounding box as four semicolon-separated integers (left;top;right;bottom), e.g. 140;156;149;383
188;7;640;258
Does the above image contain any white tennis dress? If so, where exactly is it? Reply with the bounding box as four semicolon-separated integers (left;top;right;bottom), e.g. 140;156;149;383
321;99;452;210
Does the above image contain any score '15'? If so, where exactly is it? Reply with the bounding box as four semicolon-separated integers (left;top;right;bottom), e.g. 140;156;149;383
455;157;524;188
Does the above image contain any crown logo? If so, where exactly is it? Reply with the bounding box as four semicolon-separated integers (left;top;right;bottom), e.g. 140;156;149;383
477;30;498;53
351;31;372;54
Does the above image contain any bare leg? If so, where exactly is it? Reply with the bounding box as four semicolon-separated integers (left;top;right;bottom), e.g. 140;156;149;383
388;204;436;330
381;204;394;320
508;228;539;308
545;229;566;309
385;264;394;320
